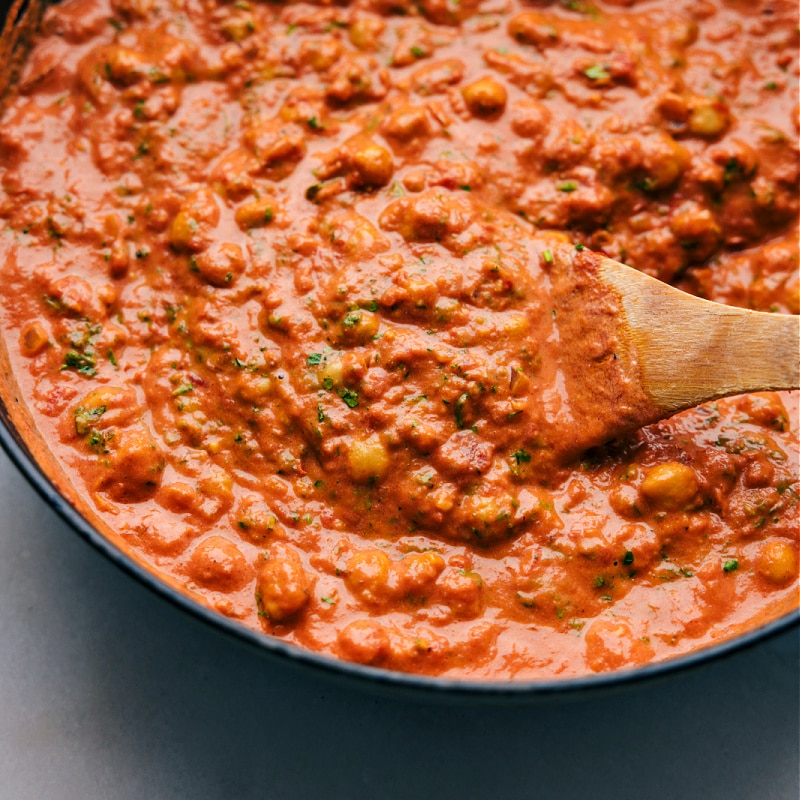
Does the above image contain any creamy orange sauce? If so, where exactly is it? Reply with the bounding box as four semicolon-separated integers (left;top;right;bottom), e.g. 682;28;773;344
0;0;797;679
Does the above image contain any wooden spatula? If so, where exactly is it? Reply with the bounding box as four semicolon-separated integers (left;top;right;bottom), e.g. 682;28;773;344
598;258;799;417
530;244;799;468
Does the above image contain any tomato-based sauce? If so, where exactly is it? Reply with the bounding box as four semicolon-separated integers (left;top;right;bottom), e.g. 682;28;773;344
0;0;797;679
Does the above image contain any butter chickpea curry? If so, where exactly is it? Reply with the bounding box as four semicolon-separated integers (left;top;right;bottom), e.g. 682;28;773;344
0;0;797;680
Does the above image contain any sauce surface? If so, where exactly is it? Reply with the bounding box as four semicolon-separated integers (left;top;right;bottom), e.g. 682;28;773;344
0;0;797;680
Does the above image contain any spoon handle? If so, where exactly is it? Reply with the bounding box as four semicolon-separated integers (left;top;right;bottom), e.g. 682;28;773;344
598;258;800;414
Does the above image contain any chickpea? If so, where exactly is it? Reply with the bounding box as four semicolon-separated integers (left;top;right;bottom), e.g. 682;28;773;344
348;138;394;189
235;373;272;403
639;135;689;191
459;494;519;543
461;77;507;117
670;201;721;262
297;38;343;72
20;321;49;356
349;16;386;51
158;481;197;515
688;99;730;138
345;549;391;604
169;188;220;253
197;468;234;519
339;216;390;258
194;242;246;287
608;482;643;519
100;428;164;502
220;12;257;42
347;435;390;482
395;552;446;596
234;197;276;230
381;105;431;143
337;619;389;665
585;617;654;673
103;45;147;85
75;386;139;431
438;568;483;617
502;313;530;339
111;0;155;18
318;356;343;388
508;12;559;48
758;540;797;584
640;462;699;510
48;275;101;318
187;535;250;592
256;543;310;623
736;392;789;431
340;309;380;344
234;495;284;543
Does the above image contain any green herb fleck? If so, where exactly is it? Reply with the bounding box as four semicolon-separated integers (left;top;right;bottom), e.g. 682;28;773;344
454;393;469;429
172;383;194;397
74;405;106;436
62;350;97;377
511;449;531;465
584;64;610;82
723;559;739;573
342;312;361;328
338;388;359;408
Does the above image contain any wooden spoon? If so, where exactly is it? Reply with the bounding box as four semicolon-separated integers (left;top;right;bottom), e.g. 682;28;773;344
597;257;800;418
533;245;799;466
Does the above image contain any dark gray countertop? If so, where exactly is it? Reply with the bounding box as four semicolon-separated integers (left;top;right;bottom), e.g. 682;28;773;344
0;448;797;800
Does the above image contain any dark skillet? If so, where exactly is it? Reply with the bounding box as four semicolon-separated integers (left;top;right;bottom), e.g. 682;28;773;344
0;0;796;702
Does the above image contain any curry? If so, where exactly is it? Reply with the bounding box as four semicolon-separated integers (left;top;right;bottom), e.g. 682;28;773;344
0;0;797;679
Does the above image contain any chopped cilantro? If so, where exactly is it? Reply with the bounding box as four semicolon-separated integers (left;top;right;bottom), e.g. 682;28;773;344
623;550;634;565
723;559;739;573
558;181;578;192
307;352;322;365
511;449;531;464
62;350;97;377
338;388;359;408
342;312;361;328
